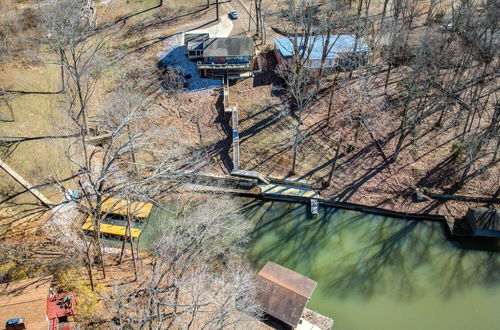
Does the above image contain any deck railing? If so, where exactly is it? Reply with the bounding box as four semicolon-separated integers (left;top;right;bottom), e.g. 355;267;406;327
197;62;251;70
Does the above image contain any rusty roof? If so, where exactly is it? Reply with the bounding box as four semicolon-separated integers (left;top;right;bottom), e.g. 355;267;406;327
256;262;317;328
0;277;52;330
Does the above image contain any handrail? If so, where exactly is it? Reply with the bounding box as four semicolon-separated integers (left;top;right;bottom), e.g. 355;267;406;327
197;62;250;69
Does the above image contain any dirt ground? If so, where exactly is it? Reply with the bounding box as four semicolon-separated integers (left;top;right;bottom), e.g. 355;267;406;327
1;0;497;225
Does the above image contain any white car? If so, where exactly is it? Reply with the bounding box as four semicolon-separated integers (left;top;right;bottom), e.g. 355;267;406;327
229;11;239;19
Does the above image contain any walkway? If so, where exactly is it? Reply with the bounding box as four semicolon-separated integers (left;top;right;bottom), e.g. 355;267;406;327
259;183;318;198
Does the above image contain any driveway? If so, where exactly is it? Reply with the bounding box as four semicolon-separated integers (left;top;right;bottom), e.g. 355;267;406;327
189;15;234;38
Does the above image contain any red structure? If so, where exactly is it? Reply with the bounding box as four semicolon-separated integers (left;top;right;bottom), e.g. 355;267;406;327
47;292;77;330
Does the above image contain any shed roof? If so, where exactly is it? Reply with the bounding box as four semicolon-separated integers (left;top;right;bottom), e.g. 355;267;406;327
0;277;52;330
203;37;254;57
256;261;317;328
466;208;500;238
274;35;370;60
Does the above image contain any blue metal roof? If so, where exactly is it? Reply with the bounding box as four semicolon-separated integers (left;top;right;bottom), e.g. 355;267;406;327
274;35;370;60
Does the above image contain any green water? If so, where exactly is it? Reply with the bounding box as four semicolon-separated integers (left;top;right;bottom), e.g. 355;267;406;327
241;198;500;330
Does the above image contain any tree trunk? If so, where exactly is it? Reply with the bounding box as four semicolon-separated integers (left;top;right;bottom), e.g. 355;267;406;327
327;138;342;186
326;89;333;126
384;63;392;89
291;121;301;175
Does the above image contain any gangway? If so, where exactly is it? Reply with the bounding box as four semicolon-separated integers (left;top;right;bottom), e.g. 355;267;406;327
223;77;240;170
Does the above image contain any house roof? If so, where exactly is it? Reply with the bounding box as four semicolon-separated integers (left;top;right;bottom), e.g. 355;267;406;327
256;261;317;328
274;35;370;60
203;37;254;57
0;277;52;330
185;33;210;50
466;208;500;238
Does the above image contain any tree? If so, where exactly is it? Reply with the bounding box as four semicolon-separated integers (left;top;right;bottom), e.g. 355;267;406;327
41;0;99;135
104;197;261;328
276;0;320;175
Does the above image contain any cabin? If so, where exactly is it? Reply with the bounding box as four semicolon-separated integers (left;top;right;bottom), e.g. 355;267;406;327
0;277;76;330
81;197;153;240
465;208;500;238
256;261;332;329
184;33;254;79
274;35;370;70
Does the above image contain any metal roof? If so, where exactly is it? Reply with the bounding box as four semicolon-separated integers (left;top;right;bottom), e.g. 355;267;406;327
203;37;254;57
466;208;500;238
256;261;317;328
274;35;370;60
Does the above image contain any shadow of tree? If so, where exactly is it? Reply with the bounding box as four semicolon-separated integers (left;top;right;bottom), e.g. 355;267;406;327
243;198;500;302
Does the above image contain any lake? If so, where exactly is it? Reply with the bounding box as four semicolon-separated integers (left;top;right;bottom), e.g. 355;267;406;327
241;198;500;330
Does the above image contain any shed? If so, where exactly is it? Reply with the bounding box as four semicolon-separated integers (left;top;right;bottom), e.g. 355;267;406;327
465;208;500;238
256;261;317;329
0;277;52;330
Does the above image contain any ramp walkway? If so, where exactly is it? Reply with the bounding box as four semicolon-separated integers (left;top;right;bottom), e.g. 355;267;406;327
223;77;241;171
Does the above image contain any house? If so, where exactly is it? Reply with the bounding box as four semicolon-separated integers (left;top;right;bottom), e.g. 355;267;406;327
274;35;370;69
465;208;500;238
256;261;332;329
0;277;76;330
184;33;254;79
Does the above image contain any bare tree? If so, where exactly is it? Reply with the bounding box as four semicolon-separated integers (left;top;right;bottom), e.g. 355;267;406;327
41;0;99;135
276;0;320;175
104;197;261;329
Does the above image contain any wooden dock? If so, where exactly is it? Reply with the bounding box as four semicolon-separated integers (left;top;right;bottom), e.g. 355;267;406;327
223;77;240;170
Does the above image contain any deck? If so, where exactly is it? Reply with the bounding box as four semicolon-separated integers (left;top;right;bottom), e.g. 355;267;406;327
197;62;251;70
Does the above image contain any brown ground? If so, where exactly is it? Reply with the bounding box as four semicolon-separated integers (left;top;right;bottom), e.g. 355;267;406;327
0;0;497;226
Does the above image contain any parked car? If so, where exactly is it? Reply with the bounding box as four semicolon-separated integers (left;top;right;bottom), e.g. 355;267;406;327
229;11;239;19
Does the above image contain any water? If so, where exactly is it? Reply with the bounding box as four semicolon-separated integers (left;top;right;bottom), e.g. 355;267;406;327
240;198;500;330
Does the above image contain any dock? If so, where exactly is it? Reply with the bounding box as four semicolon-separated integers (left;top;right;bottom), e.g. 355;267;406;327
223;77;240;170
259;183;318;198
